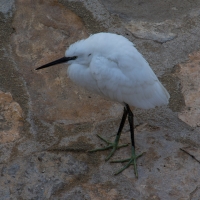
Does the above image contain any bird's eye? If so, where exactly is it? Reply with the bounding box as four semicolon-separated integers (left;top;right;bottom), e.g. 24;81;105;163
88;54;91;57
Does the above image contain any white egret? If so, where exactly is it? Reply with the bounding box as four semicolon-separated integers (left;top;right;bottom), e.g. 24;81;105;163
36;32;170;177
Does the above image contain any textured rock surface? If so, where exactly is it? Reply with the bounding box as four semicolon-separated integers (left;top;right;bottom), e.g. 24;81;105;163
0;0;200;199
125;20;177;43
177;52;200;127
0;91;23;143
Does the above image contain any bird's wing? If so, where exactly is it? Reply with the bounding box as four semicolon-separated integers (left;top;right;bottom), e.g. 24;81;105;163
116;52;170;109
90;55;130;103
90;55;169;109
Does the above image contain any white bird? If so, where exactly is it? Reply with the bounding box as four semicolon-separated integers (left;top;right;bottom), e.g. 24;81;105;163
36;32;170;177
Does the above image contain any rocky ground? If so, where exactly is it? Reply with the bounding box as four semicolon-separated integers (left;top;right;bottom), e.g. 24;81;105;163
1;0;200;199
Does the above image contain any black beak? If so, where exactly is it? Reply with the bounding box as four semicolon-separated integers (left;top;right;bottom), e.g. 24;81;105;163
35;56;77;70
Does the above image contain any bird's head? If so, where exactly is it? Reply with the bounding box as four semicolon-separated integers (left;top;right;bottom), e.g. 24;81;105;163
35;38;93;71
65;39;94;66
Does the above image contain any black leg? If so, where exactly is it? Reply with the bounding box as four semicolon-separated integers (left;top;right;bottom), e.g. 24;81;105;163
126;104;135;149
111;104;143;177
89;106;129;161
114;106;128;144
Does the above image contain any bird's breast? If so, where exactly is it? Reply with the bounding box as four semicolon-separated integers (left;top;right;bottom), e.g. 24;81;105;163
67;63;101;94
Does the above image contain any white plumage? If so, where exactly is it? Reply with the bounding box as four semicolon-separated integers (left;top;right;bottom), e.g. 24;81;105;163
36;32;170;177
66;33;169;109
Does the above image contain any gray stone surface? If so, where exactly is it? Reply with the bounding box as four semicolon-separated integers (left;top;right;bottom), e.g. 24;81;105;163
0;0;15;15
0;0;200;199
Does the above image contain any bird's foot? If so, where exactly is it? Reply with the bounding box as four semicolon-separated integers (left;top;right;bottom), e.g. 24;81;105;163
88;134;128;161
111;148;144;178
